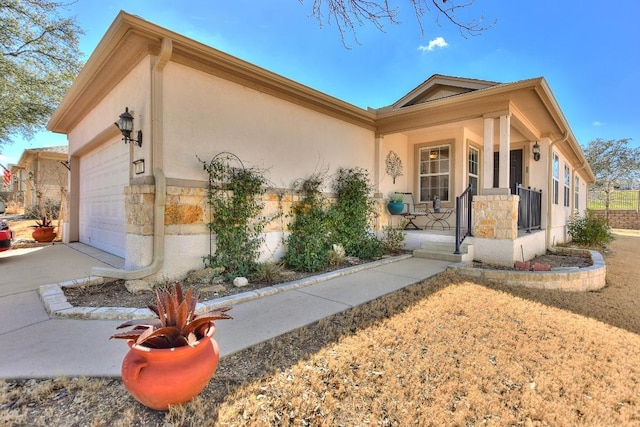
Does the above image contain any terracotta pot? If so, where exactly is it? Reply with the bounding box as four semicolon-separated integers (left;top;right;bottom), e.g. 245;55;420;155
32;227;56;243
121;323;220;411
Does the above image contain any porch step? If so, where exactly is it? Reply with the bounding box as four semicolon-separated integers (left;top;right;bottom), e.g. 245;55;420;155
413;241;474;263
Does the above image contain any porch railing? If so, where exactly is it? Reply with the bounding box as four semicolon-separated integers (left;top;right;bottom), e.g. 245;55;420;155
454;184;473;255
517;184;542;232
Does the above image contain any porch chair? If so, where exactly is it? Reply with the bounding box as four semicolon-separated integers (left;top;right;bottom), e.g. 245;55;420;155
397;192;429;230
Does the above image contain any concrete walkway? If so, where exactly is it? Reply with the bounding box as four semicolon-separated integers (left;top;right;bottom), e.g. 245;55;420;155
0;243;449;379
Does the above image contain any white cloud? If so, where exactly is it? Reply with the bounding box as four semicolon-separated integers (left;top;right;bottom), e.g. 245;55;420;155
418;37;449;52
592;121;606;127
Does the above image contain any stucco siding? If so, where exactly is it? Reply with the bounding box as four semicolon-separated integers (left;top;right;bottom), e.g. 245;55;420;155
161;63;375;188
67;58;152;157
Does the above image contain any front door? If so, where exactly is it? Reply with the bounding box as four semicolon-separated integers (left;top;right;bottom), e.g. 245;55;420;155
493;149;523;194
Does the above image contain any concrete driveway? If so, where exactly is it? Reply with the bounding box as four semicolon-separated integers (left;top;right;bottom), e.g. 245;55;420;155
0;244;121;297
0;243;128;378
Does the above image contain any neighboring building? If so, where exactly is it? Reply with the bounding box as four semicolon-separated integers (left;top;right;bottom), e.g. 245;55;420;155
13;146;69;215
47;12;595;281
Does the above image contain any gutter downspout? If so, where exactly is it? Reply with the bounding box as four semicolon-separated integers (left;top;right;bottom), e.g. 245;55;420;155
92;38;173;279
545;133;568;249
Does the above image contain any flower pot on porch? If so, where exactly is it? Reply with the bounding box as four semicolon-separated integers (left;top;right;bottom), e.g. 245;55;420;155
387;201;404;215
32;226;56;243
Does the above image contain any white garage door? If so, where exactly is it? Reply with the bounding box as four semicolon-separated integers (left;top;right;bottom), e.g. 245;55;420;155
79;140;129;257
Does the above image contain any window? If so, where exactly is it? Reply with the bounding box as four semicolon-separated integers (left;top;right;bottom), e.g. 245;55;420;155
564;164;570;207
419;145;450;202
468;146;479;195
552;153;559;205
574;176;580;211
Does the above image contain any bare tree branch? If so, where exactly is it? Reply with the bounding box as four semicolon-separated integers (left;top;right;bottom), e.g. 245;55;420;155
302;0;496;46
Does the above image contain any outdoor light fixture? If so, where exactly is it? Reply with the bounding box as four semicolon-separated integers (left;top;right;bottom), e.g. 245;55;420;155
532;142;541;161
133;159;145;175
115;107;142;147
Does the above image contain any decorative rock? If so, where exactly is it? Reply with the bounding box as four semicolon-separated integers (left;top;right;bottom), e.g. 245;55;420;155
233;277;249;287
514;261;530;271
201;284;226;293
125;280;153;295
345;256;360;265
184;267;226;285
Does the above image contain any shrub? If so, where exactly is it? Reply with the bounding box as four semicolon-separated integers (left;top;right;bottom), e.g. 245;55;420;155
381;224;406;254
284;175;331;272
329;167;383;259
567;210;614;247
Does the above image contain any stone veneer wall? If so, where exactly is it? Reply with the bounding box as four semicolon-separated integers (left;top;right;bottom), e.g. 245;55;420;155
125;184;353;237
472;195;519;239
452;248;606;292
591;209;640;230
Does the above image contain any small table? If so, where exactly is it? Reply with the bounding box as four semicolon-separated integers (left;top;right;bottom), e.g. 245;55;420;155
424;209;453;230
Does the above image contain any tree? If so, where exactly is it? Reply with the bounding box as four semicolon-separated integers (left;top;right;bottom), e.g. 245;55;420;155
304;0;495;45
583;138;640;219
0;0;84;149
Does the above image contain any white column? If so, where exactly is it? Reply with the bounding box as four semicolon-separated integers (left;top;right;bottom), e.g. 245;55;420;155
483;117;494;190
499;114;511;189
374;135;383;194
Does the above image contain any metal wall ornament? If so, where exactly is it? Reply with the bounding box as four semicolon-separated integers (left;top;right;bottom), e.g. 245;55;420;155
385;151;403;184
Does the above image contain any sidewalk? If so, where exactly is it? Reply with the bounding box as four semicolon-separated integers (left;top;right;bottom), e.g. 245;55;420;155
0;243;450;379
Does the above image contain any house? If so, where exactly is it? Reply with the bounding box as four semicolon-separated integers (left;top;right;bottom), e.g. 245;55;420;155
11;146;69;216
47;11;595;281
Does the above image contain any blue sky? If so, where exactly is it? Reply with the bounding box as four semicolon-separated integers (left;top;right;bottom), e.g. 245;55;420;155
1;0;639;166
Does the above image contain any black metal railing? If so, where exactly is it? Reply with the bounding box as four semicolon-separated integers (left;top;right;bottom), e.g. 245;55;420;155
454;184;473;255
517;184;542;232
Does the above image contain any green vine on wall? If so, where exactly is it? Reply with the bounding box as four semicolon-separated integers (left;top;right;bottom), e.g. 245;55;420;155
330;167;383;259
198;153;268;278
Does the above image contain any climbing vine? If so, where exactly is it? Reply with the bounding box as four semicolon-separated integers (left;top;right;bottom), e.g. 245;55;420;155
198;153;268;278
284;174;331;272
329;167;383;259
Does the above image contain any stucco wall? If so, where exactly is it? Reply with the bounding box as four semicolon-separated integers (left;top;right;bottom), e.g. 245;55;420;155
161;63;375;189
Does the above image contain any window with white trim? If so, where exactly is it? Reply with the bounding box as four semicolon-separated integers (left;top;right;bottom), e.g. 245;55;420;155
552;152;559;205
564;164;570;207
574;175;580;211
419;145;450;203
468;146;479;196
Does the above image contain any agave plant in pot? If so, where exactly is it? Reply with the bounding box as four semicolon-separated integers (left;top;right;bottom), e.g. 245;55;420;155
111;283;232;410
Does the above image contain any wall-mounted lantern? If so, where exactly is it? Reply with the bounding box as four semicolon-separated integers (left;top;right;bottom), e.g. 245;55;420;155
114;107;142;147
532;142;541;162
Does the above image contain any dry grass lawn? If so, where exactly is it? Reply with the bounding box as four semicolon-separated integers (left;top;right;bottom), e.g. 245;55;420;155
1;230;639;426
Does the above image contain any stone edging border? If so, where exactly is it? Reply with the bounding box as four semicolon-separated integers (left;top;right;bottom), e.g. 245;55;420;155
449;248;606;292
38;254;414;320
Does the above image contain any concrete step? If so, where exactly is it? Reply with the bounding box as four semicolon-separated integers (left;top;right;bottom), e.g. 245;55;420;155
413;242;474;263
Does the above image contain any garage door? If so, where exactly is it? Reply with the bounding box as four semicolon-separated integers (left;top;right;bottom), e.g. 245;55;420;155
78;140;129;257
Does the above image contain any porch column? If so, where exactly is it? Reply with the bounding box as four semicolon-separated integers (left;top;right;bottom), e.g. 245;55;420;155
374;135;383;194
483;117;494;190
498;114;511;190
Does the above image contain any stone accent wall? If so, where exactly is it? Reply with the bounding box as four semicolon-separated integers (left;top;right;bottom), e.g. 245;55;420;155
453;249;606;292
591;210;640;229
125;184;156;235
125;185;346;237
472;195;519;239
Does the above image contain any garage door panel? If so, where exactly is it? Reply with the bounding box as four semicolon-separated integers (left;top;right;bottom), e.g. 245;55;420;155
79;141;128;257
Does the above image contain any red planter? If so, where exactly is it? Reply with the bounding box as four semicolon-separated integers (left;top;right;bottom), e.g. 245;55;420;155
32;227;56;243
120;323;220;411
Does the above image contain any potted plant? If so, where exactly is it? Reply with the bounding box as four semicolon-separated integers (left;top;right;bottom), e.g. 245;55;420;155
30;191;57;243
386;192;405;215
31;214;56;242
111;283;232;410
